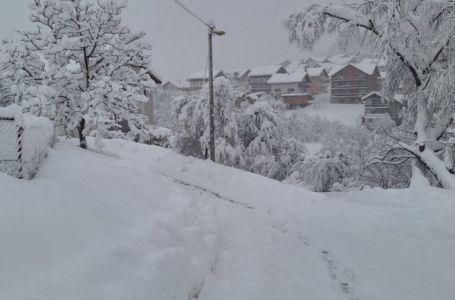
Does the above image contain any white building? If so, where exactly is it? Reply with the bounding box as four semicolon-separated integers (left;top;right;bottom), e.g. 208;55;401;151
267;68;312;96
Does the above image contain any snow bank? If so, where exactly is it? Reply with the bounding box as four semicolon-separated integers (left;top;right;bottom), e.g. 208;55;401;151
0;105;54;179
2;137;455;299
0;141;219;300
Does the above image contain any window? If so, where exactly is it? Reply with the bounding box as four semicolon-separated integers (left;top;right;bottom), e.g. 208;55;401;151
275;88;282;94
288;88;295;93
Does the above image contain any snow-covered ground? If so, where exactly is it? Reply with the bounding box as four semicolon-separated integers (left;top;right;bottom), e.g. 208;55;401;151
1;139;454;300
300;103;364;127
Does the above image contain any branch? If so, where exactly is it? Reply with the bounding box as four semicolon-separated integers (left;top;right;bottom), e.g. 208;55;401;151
320;6;422;87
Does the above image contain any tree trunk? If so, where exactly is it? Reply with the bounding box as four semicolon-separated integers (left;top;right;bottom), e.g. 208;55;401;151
77;117;88;149
418;147;455;190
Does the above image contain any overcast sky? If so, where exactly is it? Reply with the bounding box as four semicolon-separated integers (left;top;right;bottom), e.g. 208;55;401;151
0;0;337;81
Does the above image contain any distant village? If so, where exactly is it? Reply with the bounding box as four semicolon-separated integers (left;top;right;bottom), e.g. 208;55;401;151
159;53;407;128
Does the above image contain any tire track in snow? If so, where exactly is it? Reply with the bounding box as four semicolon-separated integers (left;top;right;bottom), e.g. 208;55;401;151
159;172;365;300
161;174;222;300
157;172;255;210
320;249;365;300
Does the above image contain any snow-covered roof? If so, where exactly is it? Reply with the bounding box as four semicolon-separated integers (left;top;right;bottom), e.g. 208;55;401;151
325;54;356;65
329;62;378;77
354;61;378;75
238;69;251;78
249;65;285;77
268;69;308;84
307;67;326;77
187;70;224;80
361;91;382;101
305;56;328;64
164;80;191;89
283;61;303;73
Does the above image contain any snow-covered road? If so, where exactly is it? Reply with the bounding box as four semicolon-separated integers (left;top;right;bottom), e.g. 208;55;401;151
1;139;455;300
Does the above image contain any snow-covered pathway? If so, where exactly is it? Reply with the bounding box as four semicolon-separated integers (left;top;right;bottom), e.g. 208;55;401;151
2;139;455;300
165;175;338;300
107;139;455;300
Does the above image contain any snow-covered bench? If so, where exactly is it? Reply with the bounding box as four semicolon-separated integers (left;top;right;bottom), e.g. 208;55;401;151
0;105;54;179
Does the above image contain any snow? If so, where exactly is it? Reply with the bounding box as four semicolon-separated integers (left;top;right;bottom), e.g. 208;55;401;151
305;142;323;156
0;105;54;179
248;65;284;77
22;114;55;178
1;138;455;299
323;5;371;28
188;70;223;80
307;67;326;77
298;103;364;127
329;62;378;77
164;79;191;89
0;104;22;120
267;68;308;84
361;91;382;101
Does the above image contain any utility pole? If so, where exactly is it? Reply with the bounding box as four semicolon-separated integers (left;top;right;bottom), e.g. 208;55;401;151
174;0;225;162
208;31;215;161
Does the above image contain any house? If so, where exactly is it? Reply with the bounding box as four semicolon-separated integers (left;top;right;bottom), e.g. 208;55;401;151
306;67;330;95
234;92;263;107
187;70;226;90
162;80;192;92
248;65;288;93
325;54;356;65
330;62;380;104
267;68;312;96
223;68;251;90
361;92;406;128
303;56;328;68
282;93;313;109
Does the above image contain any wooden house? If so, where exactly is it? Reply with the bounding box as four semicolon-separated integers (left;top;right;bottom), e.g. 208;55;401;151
282;93;313;109
330;62;380;104
248;65;288;93
306;67;330;95
361;92;406;128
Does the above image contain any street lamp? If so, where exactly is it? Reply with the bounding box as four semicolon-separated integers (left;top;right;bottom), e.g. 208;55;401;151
174;0;225;162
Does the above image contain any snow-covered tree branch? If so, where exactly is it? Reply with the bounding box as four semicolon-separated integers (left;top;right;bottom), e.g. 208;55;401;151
286;0;455;189
4;0;157;149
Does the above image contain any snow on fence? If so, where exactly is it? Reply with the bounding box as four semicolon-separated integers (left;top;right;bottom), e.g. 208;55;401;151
0;105;54;179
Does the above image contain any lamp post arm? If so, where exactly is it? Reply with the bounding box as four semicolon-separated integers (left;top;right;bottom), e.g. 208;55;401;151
174;0;214;30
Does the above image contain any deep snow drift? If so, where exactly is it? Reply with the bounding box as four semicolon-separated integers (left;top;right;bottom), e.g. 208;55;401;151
1;139;454;300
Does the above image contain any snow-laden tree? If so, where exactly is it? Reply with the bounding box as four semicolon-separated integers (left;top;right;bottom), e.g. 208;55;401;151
211;78;244;167
286;0;455;189
172;78;305;180
6;0;156;148
172;78;243;165
301;151;347;192
238;101;304;180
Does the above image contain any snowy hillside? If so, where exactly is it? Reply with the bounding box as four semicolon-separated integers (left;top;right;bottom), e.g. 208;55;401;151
1;139;454;300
